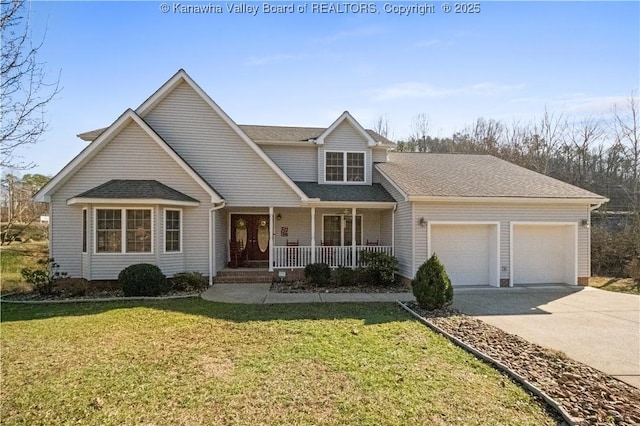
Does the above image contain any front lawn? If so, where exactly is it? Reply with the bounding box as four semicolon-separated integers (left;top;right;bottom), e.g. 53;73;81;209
0;299;556;425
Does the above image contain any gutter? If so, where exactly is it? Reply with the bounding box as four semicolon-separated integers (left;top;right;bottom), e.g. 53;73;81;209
209;201;226;286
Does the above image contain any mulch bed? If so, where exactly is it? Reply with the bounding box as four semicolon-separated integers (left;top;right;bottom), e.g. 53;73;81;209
405;303;640;426
270;280;411;294
0;289;199;302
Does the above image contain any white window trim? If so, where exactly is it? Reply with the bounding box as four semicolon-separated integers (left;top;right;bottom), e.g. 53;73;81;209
324;151;367;184
93;207;154;255
321;214;364;246
82;208;88;254
163;208;183;254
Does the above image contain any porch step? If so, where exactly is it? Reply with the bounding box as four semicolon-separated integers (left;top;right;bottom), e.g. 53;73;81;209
215;268;275;284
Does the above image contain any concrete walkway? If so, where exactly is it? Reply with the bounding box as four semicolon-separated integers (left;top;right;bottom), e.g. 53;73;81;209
453;285;640;388
200;283;416;304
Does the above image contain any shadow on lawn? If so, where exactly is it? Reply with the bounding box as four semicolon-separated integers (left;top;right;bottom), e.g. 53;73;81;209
0;297;410;325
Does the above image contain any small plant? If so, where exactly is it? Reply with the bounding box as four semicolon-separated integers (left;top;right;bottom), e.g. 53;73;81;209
21;258;67;296
304;263;331;287
412;254;453;310
626;257;640;291
118;263;168;297
169;271;208;292
359;251;399;286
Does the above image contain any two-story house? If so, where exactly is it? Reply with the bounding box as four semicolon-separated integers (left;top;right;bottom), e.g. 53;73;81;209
35;70;607;288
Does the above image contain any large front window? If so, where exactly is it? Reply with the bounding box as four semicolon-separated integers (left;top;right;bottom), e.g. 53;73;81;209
323;215;362;246
325;152;365;182
95;209;152;253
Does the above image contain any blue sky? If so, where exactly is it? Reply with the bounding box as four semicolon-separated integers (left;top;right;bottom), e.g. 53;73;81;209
13;0;640;176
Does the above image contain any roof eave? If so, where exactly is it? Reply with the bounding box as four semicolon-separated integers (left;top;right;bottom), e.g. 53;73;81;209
406;195;609;204
67;197;200;207
302;200;396;208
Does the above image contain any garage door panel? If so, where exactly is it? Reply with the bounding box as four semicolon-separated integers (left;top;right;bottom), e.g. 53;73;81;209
513;225;575;285
431;225;492;286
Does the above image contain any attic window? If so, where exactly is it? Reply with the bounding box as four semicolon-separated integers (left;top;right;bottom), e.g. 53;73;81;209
325;151;365;182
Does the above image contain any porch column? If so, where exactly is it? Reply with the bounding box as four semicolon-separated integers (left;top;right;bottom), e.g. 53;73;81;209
310;207;316;264
351;207;356;269
268;206;274;272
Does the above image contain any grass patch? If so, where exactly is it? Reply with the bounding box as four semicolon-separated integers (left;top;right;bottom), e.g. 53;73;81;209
589;276;639;295
0;241;48;294
1;299;557;425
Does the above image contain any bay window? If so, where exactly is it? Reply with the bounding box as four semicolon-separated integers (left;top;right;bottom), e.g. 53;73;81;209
95;208;152;253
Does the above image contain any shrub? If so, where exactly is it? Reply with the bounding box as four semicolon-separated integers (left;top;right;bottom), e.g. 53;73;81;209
169;272;208;292
412;254;453;310
332;266;357;287
359;251;399;286
21;258;66;296
304;263;331;287
118;263;168;297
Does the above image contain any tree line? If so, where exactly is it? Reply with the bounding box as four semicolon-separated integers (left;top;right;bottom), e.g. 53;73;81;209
378;95;639;212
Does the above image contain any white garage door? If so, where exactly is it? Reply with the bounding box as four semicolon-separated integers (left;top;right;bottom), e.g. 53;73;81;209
512;224;576;285
430;224;496;286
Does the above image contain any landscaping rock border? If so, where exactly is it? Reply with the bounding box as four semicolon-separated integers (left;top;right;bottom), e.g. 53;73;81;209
399;301;640;426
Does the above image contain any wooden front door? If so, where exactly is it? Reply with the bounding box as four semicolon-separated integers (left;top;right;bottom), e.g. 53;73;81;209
230;214;270;261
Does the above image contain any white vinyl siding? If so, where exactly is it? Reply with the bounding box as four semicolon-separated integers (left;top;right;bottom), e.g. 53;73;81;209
48;120;214;280
143;81;301;207
261;145;317;181
413;202;591;281
372;147;388;163
318;121;372;185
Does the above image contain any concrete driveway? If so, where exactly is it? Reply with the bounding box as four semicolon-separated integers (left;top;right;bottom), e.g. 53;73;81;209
453;285;640;388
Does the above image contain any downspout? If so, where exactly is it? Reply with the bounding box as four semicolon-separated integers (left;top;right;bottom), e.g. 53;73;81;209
209;201;227;286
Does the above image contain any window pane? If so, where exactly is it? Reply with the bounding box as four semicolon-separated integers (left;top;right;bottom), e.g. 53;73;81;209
347;153;364;182
82;210;87;253
165;210;180;252
323;216;341;246
325;152;344;182
96;209;121;253
344;216;362;245
126;210;151;253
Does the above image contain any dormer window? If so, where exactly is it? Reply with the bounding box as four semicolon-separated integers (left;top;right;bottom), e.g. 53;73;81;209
325;151;365;182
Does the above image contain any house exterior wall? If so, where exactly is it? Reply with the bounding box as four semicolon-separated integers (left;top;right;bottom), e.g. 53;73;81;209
378;175;413;278
49;121;214;280
142;81;302;207
318;121;372;185
372;147;388;163
412;202;591;280
261;145;317;182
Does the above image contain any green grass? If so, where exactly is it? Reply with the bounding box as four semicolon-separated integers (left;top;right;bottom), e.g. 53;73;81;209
1;299;557;425
0;241;48;293
590;276;639;295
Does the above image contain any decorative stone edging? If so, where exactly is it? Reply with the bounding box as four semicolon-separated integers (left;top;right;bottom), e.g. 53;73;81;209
0;293;200;304
397;301;576;426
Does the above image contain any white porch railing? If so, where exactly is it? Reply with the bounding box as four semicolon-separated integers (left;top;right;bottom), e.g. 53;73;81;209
273;245;393;269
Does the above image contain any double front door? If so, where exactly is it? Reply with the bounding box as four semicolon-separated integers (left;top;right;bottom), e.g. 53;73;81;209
231;214;269;261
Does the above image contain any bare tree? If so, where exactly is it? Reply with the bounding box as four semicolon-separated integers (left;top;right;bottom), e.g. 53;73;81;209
1;0;61;169
612;93;640;211
565;116;605;187
372;114;392;140
410;113;430;152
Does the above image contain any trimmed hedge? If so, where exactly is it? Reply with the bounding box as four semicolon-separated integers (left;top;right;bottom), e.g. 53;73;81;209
118;263;168;297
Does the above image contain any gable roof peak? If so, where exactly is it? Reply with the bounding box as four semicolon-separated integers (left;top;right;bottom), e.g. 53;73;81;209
317;110;377;147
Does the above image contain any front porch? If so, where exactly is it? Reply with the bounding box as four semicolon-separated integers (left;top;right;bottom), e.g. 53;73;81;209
226;204;395;272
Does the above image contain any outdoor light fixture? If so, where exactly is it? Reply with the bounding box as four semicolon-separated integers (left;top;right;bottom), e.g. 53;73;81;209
276;213;282;221
419;217;427;227
580;219;589;228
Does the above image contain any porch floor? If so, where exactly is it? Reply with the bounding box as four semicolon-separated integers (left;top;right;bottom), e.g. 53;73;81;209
201;284;416;304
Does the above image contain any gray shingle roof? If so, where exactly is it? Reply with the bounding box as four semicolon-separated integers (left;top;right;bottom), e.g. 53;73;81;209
73;180;199;203
239;125;393;145
294;182;395;202
377;153;606;200
78;125;393;145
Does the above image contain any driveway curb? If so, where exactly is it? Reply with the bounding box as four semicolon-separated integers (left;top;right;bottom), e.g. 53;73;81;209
397;301;576;426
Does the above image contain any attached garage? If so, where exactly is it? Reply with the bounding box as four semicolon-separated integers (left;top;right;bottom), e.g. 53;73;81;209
511;223;577;285
429;222;500;287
